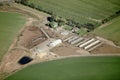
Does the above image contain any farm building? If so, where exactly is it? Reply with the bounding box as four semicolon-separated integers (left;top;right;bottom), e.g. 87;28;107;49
48;39;62;47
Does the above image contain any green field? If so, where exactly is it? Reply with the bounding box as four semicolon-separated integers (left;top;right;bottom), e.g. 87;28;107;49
93;16;120;45
6;56;120;80
0;11;26;61
26;0;120;25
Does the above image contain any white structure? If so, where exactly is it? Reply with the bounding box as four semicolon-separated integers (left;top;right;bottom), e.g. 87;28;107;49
64;36;73;42
84;40;100;50
48;39;62;47
68;36;78;43
71;38;83;45
79;38;95;48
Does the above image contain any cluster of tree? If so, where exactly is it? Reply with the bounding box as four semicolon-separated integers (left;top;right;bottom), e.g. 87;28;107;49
102;10;120;24
47;14;67;27
67;19;95;31
48;14;95;31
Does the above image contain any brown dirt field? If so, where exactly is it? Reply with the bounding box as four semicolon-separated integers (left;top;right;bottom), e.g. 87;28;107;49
91;43;120;54
50;42;89;56
18;26;47;49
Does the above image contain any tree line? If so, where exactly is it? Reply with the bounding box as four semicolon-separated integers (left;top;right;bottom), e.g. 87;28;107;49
102;10;120;24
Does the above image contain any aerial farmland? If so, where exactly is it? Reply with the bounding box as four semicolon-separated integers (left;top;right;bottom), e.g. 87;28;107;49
0;0;120;80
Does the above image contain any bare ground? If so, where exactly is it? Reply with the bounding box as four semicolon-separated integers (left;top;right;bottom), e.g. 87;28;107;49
18;25;47;49
91;43;120;54
51;42;89;56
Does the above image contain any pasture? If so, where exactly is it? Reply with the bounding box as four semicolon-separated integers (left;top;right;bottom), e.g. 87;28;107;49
26;0;120;25
0;11;26;61
6;56;120;80
93;16;120;45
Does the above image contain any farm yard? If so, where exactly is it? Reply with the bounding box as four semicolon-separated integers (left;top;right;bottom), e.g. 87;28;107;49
18;26;47;49
0;11;26;61
0;0;120;80
25;0;120;26
6;56;120;80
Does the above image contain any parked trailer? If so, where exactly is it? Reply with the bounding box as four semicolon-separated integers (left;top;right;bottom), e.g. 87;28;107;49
71;38;83;45
79;38;95;48
84;40;100;50
64;36;74;42
68;36;78;43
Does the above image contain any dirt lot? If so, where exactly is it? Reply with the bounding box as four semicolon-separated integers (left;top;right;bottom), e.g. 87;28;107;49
18;26;47;49
0;48;29;73
50;42;89;56
91;43;120;54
